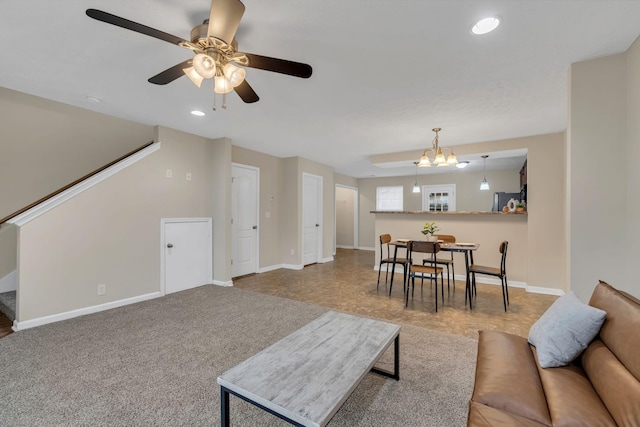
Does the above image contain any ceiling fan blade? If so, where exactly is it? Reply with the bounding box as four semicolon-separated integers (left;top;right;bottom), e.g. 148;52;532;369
207;0;245;45
86;9;188;46
242;53;312;78
148;59;193;85
234;80;259;103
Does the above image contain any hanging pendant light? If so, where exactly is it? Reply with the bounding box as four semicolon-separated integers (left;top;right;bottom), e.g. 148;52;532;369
480;155;490;190
412;161;420;193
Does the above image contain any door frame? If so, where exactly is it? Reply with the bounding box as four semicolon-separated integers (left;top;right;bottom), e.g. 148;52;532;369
160;217;213;296
334;184;358;252
231;163;260;277
302;173;323;265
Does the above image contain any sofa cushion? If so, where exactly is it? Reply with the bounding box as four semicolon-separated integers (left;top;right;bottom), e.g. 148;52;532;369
588;280;640;380
581;339;640;426
528;291;606;368
532;350;616;427
467;401;549;427
470;331;551;426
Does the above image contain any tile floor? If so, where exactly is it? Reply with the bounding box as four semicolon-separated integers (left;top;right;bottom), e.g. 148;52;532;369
234;248;558;339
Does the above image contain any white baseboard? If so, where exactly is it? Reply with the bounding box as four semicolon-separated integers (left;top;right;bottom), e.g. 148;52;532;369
336;245;354;249
12;291;163;332
357;246;375;251
0;270;16;293
525;286;565;296
212;280;233;287
257;264;284;273
321;256;334;263
452;274;563;295
282;264;304;270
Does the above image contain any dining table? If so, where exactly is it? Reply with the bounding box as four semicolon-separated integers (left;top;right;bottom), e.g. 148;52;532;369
390;240;480;309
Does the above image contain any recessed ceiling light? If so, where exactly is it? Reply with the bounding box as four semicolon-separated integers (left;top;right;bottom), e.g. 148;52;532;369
456;161;470;169
472;17;500;35
190;110;205;116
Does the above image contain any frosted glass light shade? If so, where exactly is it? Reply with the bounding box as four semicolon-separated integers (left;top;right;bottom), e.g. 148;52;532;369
193;54;216;79
480;178;490;190
183;66;204;87
418;155;431;167
434;149;446;165
223;63;246;87
214;75;234;94
412;183;420;193
447;153;458;165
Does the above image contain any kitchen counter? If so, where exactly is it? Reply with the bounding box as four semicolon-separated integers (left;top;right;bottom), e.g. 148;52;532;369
370;210;527;215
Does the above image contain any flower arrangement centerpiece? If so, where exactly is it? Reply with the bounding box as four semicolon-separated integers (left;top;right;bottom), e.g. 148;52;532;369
421;221;439;242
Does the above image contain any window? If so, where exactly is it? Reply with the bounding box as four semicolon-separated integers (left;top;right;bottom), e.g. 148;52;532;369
422;184;456;212
376;186;403;211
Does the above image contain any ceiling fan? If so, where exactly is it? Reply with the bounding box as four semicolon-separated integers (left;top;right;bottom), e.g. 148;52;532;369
86;0;312;108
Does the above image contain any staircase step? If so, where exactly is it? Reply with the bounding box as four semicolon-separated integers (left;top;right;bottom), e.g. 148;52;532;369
0;291;16;320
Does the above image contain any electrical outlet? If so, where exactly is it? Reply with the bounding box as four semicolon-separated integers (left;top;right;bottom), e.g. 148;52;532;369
290;249;294;255
166;169;172;178
97;284;106;296
186;172;192;181
265;211;270;218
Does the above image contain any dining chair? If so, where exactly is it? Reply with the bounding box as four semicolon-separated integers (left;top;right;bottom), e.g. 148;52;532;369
422;234;456;290
406;241;445;312
468;241;509;311
377;234;410;295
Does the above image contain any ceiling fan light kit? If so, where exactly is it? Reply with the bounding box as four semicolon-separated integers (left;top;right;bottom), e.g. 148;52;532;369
85;0;312;109
183;66;205;87
192;53;217;79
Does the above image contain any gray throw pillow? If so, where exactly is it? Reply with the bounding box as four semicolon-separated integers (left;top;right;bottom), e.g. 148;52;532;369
528;291;606;368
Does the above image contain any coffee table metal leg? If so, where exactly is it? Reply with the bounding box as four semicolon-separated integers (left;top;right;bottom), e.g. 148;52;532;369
221;386;230;427
370;334;400;381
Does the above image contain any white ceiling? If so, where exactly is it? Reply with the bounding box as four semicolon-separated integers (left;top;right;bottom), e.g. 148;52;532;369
1;1;639;178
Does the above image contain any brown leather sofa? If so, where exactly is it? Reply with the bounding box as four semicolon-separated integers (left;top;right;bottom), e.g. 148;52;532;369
467;281;640;426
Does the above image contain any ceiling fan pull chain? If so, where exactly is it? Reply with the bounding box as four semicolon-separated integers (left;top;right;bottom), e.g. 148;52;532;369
212;88;217;111
222;92;227;109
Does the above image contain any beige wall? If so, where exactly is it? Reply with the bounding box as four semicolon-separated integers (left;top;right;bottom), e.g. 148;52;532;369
628;37;640;290
16;126;229;322
0;225;16;283
0;88;154;281
568;38;639;300
336;186;355;247
0;87;154;220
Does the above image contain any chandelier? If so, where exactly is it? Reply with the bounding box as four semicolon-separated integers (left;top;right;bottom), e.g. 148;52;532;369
418;128;458;167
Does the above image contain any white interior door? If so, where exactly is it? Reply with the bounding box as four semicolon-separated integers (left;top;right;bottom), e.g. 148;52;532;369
163;219;212;295
232;164;259;277
303;173;322;265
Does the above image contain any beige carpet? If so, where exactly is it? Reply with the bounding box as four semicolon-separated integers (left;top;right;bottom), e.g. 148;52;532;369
0;285;477;426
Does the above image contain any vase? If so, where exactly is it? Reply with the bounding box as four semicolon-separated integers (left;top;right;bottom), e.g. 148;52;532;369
425;235;437;242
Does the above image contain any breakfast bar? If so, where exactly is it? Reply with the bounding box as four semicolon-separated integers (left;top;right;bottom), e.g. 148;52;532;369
372;210;529;288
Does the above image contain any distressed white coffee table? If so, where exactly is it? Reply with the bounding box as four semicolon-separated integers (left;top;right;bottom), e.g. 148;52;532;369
217;311;400;427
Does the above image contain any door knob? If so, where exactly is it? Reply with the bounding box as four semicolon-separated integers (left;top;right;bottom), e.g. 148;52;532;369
252;225;258;229
167;243;173;248
315;224;319;227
